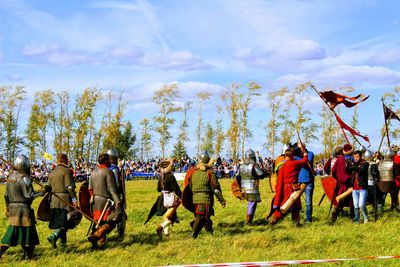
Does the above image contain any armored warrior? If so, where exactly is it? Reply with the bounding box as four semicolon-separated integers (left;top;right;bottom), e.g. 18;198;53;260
0;155;43;259
155;159;182;239
87;154;122;248
364;149;384;214
378;149;398;210
235;149;265;224
269;148;308;226
47;153;78;248
183;151;226;239
106;148;127;237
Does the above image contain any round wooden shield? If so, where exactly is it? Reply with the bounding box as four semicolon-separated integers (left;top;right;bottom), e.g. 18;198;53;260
79;181;92;218
182;185;195;213
37;192;51;222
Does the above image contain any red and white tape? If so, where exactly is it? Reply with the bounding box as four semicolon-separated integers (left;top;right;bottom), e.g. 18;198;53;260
161;255;400;267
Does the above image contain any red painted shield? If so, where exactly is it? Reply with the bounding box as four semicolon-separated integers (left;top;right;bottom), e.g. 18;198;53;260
320;175;337;202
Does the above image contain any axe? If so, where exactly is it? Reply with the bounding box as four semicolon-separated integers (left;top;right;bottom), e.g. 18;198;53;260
95;199;114;229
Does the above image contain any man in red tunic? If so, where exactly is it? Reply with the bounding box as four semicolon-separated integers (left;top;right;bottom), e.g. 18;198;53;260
269;147;308;225
331;145;353;222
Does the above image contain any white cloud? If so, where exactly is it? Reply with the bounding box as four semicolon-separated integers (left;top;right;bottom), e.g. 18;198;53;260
370;49;400;65
22;44;104;66
315;65;400;85
273;40;326;61
141;51;212;71
21;43;211;70
234;39;325;73
0;51;3;61
129;101;157;112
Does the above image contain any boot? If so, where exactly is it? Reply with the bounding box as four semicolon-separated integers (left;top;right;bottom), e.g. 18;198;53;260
246;214;254;224
354;208;360;223
59;230;67;248
204;219;213;234
0;245;8;258
22;245;34;260
88;224;111;247
361;206;369;223
331;208;339;223
191;217;205;239
47;229;61;249
156;225;163;240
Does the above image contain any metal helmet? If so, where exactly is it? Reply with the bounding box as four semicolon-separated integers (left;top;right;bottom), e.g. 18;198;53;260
384;149;394;160
106;148;118;164
245;149;256;163
358;145;366;154
364;149;373;160
14;154;30;174
199;151;210;164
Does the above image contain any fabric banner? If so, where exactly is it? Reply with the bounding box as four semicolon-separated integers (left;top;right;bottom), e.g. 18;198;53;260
335;114;370;144
319;90;369;109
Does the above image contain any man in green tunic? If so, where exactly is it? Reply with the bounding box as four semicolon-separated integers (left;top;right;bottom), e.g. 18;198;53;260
184;151;226;239
47;153;78;248
0;155;43;259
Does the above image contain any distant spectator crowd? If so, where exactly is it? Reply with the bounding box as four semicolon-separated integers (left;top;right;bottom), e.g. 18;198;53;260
0;155;328;183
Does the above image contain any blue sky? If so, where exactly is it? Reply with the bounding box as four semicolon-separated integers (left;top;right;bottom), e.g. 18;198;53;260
1;0;400;157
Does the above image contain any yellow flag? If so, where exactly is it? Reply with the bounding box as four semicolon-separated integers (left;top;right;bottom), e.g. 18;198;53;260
43;152;53;161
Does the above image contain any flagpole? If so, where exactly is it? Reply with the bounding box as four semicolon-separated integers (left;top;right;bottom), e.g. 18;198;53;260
310;84;350;144
382;97;391;148
377;131;386;152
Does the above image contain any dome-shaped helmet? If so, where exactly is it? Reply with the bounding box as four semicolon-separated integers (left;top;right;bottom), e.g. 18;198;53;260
199;151;210;164
106;148;118;164
364;149;373;160
14;154;30;174
245;149;256;163
384;149;394;159
358;145;366;154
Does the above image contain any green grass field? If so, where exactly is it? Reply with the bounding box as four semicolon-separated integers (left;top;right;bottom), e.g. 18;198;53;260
0;177;400;267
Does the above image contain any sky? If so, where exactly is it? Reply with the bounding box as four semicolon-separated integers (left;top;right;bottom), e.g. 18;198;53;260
1;0;400;158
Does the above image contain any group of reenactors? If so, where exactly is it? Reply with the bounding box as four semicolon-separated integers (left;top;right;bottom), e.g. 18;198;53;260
2;141;400;259
0;149;126;259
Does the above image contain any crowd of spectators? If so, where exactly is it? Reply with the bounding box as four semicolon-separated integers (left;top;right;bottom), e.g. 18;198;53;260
0;155;328;183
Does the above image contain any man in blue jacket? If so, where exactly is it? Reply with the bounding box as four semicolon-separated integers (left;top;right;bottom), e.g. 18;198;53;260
296;142;315;223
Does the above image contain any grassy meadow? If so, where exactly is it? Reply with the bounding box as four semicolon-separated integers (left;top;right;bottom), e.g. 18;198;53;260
0;177;400;266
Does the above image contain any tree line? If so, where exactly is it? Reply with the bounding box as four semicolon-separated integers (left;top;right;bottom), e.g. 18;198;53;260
0;84;399;163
